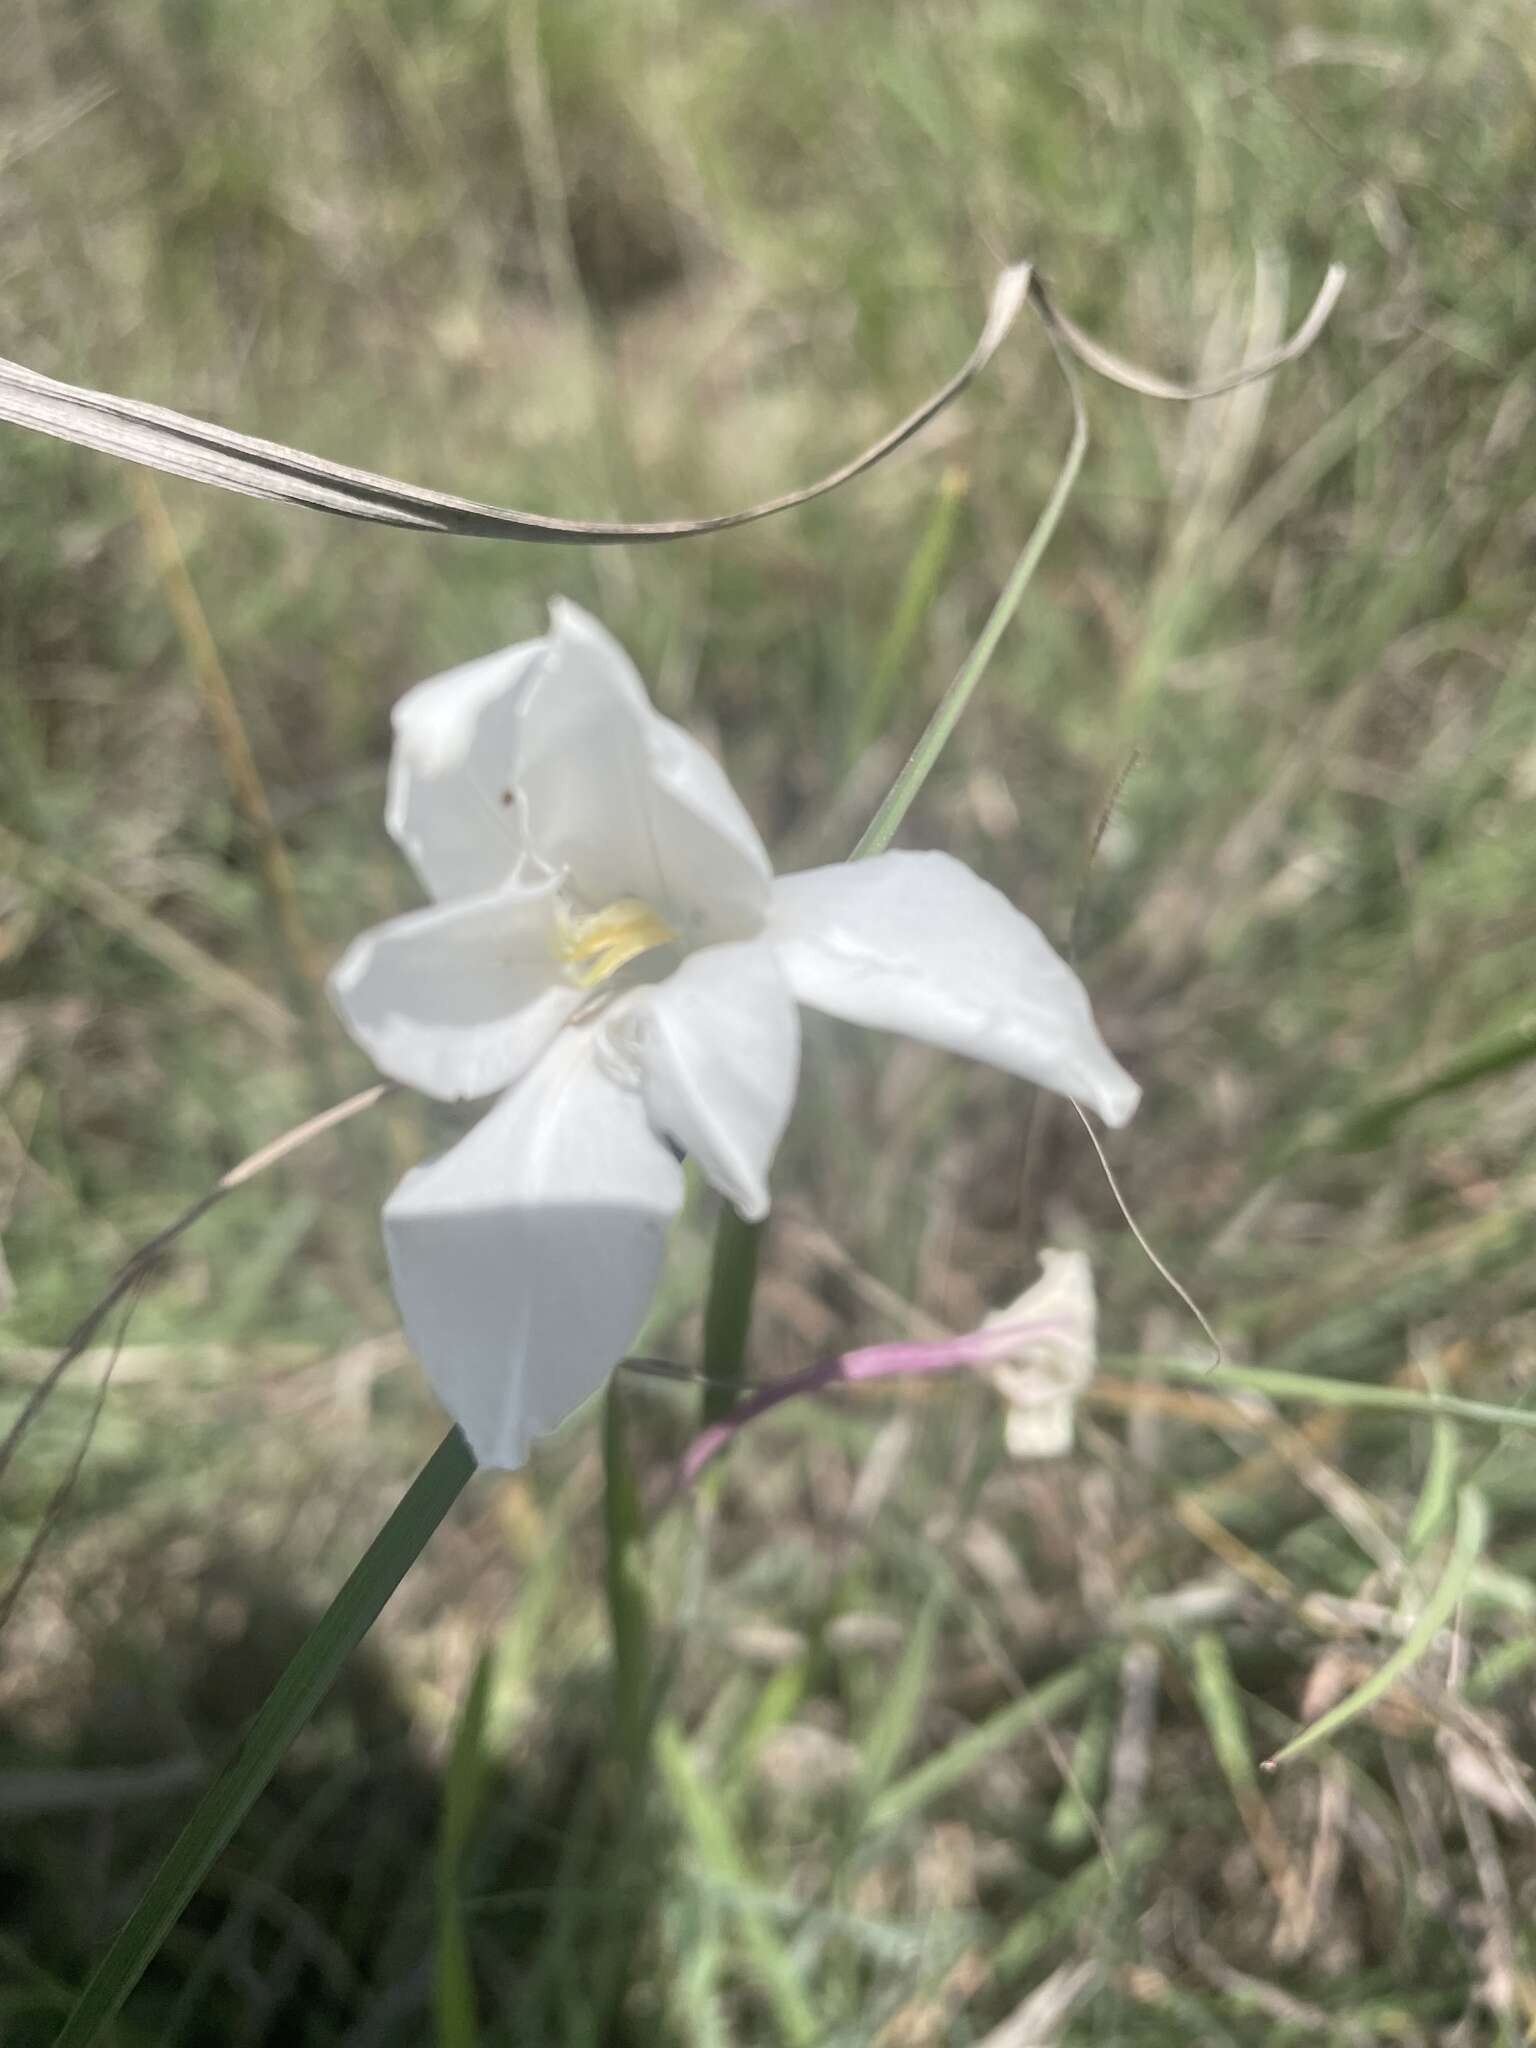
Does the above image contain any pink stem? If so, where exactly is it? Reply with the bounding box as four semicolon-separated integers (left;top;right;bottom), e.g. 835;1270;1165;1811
674;1312;1074;1491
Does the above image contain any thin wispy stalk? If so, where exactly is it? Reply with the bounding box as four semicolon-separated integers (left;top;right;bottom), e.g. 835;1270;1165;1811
0;1275;144;1638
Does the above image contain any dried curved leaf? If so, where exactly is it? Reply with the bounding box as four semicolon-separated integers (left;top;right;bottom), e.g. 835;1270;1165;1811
1036;262;1347;402
0;261;1346;541
0;267;1031;541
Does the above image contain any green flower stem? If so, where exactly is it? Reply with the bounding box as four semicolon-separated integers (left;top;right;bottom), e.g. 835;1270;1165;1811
56;1428;476;2048
700;1203;763;1426
602;1379;653;1772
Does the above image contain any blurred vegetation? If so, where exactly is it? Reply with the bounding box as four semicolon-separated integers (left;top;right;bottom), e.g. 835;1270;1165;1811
3;0;1536;2041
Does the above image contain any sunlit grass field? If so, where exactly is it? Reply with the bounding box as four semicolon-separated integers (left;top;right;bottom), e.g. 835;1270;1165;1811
4;1;1536;2040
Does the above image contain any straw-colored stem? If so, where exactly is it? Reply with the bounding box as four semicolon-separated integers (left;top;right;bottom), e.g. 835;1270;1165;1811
130;471;326;999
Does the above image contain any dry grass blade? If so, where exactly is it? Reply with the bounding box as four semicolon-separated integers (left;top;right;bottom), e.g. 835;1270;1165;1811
130;473;326;995
0;1193;222;1496
0;821;296;1046
972;1958;1102;2048
1070;1101;1222;1364
0;267;1029;542
1033;263;1347;401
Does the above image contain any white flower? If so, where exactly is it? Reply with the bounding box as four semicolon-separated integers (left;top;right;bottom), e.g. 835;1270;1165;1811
330;602;1139;1468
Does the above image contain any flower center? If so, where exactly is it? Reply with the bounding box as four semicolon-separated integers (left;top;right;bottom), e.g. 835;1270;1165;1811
555;897;679;990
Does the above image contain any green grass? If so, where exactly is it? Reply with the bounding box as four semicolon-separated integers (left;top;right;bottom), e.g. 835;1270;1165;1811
4;0;1536;2040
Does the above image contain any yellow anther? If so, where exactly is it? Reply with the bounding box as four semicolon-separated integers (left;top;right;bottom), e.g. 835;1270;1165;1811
555;897;678;989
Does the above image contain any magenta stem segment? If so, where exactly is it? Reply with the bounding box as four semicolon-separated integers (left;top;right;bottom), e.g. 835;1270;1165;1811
675;1312;1074;1489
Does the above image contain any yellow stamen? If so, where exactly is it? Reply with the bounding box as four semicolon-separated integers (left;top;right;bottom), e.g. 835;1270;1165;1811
555;897;679;990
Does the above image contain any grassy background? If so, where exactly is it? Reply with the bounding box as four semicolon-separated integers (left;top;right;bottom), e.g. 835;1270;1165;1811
4;0;1536;2040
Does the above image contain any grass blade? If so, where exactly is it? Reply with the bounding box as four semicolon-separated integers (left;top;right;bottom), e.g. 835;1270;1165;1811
1188;1631;1300;1915
1045;1695;1113;1852
1264;1486;1489;1770
54;1428;476;2048
860;1585;945;1800
851;327;1087;860
847;465;968;761
1128;1357;1536;1436
869;1654;1103;1833
435;1645;496;2048
1329;1011;1536;1149
990;1827;1162;1982
1405;1411;1460;1562
656;1719;819;2047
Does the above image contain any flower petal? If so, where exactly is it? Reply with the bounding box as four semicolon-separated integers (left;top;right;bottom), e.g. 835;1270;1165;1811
383;1030;684;1468
329;870;580;1100
769;851;1140;1125
387;637;546;901
512;602;773;942
624;938;799;1221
